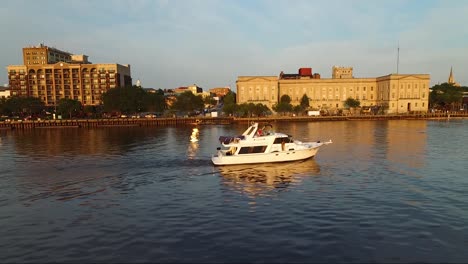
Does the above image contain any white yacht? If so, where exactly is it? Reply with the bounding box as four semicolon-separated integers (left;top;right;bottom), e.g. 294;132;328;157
211;122;332;165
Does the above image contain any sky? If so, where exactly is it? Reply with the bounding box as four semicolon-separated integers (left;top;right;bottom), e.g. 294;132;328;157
1;0;467;91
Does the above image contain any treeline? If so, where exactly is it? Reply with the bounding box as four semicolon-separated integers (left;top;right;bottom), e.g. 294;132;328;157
1;83;466;120
0;85;223;119
429;83;468;110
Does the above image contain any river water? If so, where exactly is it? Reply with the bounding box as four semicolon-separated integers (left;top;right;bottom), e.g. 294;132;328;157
0;119;467;263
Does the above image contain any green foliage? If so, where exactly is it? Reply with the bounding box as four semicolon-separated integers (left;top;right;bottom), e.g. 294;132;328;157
344;97;360;108
293;105;304;114
236;103;270;117
222;91;237;115
57;98;82;119
171;91;204;113
429;83;464;110
0;96;45;116
83;105;97;118
280;94;291;104
101;85;164;114
0;97;7;115
235;103;249;117
253;103;271;117
272;102;293;114
203;96;217;107
143;91;166;112
273;94;293;115
300;94;310;109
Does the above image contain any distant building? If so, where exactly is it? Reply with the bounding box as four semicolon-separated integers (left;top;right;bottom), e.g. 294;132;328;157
332;66;353;79
0;86;10;99
187;84;203;94
6;44;132;106
448;67;461;87
209;87;231;97
144;88;158;93
236;66;430;114
174;86;189;94
174;84;203;95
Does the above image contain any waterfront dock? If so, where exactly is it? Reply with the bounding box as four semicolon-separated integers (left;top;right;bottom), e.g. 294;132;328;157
0;117;232;130
0;113;466;130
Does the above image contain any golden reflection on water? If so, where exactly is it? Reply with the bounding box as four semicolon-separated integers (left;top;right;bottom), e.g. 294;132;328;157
187;128;200;159
217;159;320;197
187;141;199;159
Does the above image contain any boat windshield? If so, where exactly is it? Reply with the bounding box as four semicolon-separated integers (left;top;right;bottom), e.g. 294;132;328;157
273;137;294;144
244;126;257;137
261;124;274;135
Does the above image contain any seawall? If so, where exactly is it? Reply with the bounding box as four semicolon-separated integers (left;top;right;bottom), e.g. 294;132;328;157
0;113;466;130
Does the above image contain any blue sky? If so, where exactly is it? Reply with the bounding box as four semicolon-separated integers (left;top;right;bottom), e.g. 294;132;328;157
1;0;467;90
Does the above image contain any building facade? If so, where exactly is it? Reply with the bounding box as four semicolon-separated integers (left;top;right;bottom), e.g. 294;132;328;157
236;67;430;114
209;87;231;98
7;45;132;106
0;86;10;99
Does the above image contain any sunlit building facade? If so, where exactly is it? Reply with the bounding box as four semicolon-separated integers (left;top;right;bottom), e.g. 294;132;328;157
7;44;132;106
236;67;430;114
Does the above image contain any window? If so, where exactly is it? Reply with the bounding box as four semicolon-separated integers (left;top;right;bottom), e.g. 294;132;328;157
238;146;267;154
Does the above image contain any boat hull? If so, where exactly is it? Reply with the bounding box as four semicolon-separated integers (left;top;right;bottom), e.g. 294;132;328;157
211;147;319;166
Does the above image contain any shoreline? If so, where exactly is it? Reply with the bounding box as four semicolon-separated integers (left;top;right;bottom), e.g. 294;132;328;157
0;113;466;130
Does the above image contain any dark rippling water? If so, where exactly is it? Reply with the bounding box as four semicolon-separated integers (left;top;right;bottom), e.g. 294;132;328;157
1;119;467;263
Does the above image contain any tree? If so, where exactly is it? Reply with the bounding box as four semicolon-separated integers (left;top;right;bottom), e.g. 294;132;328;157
280;94;291;104
0;97;7;116
300;94;310;109
2;96;45;117
83;105;97;118
293;105;304;115
273;94;293;115
143;91;166;113
171;91;204;114
429;83;465;110
57;98;82;119
222;91;237;115
235;103;250;117
102;85;147;114
253;103;271;117
203;95;217;109
344;97;360;108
